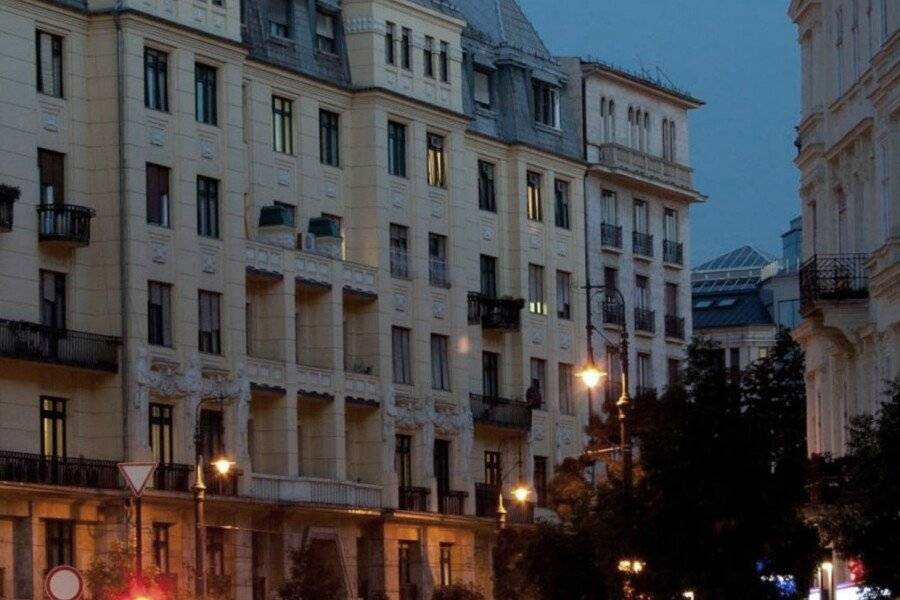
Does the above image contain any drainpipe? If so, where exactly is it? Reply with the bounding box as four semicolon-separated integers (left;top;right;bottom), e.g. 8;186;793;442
114;2;131;462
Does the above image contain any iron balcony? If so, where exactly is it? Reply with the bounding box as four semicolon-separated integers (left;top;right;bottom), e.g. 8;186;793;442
0;319;120;372
799;253;869;314
469;393;532;430
467;292;525;332
37;204;95;247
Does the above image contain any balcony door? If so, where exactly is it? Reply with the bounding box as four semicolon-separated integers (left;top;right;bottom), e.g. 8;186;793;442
40;397;66;460
395;434;412;489
484;451;501;486
480;255;497;298
664;208;678;242
482;352;499;398
198;409;224;461
665;283;678;316
38;149;65;206
40;271;66;330
434;439;450;511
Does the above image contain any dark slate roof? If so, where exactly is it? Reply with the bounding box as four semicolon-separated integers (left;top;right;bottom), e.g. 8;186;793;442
692;289;773;329
453;0;554;63
695;246;776;273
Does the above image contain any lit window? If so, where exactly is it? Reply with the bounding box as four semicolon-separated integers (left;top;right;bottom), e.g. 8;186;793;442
427;133;446;187
528;264;546;315
526;171;542;222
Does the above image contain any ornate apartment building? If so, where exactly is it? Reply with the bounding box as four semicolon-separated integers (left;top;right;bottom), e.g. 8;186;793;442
564;58;703;403
789;0;897;594
0;0;597;599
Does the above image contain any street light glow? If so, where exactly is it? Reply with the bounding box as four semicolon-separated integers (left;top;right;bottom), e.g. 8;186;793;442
512;485;530;503
820;561;833;573
212;457;234;476
578;364;606;389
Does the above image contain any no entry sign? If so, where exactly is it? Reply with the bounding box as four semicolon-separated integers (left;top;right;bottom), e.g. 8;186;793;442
44;565;84;600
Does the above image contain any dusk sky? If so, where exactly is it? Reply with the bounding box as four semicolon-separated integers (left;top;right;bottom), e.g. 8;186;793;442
517;0;801;265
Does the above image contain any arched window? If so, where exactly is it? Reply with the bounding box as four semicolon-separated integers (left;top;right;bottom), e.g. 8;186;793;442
608;100;615;143
662;118;669;160
642;112;650;152
600;97;607;141
628;107;634;148
669;121;676;162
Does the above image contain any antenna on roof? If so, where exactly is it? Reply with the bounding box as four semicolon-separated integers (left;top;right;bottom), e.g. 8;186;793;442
655;66;676;89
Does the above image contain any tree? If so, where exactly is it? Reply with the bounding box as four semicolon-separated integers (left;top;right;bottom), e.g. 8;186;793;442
278;531;347;600
813;383;900;597
85;541;175;600
432;583;486;600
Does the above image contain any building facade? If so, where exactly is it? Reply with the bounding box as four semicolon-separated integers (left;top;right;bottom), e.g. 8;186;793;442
789;0;897;594
564;57;703;404
0;0;596;599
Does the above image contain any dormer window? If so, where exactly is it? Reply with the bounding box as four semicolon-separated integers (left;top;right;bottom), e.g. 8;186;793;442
268;0;289;38
316;11;336;54
532;80;559;128
474;69;491;109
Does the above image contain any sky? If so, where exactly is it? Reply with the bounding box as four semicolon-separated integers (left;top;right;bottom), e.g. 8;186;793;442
516;0;801;265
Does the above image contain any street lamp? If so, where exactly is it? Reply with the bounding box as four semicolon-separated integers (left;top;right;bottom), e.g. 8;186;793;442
617;558;645;600
193;396;234;599
819;560;834;600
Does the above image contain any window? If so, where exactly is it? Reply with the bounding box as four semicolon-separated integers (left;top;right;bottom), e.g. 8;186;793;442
385;21;396;64
149;403;173;464
431;334;450;391
556;271;571;319
199;409;224;460
667;359;681;387
198;290;222;354
601;189;617;224
533;456;548;507
195;64;218;125
146;164;171;227
637;353;652;392
558;363;573;415
36;31;63;97
197;176;219;238
427;133;446;187
269;0;289;37
529;358;546;408
664;207;678;241
480;255;497;298
554;179;570;228
148;281;173;347
144;48;168;111
389;224;409;278
401;27;411;70
484;450;502;485
532;80;559;127
439;543;453;587
439;41;449;82
478;160;496;211
482;352;499;398
392;326;411;384
398;542;414;590
395;434;412;488
388;121;407;177
635;275;649;309
40;270;66;330
668;121;676;162
424;36;435;78
316;11;336;53
528;264;545;315
152;523;171;573
428;233;449;287
633;199;648;233
206;527;225;576
474;69;491;109
272;96;293;154
45;520;74;569
40;397;66;459
38;149;65;206
434;439;450;508
319;110;340;166
526;171;543;221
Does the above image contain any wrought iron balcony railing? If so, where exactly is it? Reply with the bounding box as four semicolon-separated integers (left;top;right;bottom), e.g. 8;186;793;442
665;315;685;339
602;298;625;327
799;253;869;314
663;240;684;265
438;490;467;515
398;485;430;511
469;394;532;430
600;222;623;249
634;307;656;333
0;319;120;372
633;231;654;257
467;293;524;332
37;204;95;247
0;450;120;489
595;143;694;190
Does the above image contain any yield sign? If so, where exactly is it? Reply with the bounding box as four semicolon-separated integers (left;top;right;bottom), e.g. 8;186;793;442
118;462;157;497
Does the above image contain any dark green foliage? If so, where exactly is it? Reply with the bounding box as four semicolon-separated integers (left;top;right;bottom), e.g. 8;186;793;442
279;535;347;600
813;383;900;597
431;583;486;600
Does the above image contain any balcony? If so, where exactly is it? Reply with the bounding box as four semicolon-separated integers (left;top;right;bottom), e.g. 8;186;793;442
601;298;625;327
634;308;656;333
438;490;467;515
0;184;19;232
474;483;534;523
250;473;381;508
469;394;532;430
633;231;654;258
600;222;623;249
663;240;684;265
799;253;869;314
467;293;525;332
37;204;95;247
594;143;694;191
665;315;685;339
0;319;120;372
429;257;450;288
0;450;120;489
398;486;430;511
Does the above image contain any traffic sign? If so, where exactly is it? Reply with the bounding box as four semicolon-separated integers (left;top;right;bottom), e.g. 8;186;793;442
44;565;83;600
118;462;157;497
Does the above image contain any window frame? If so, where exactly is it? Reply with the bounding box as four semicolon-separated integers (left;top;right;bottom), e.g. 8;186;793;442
556;270;571;320
482;351;499;398
272;96;294;154
439;543;453;587
426;133;446;188
195;63;218;126
389;223;410;279
196;176;220;238
424;36;435;78
148;281;173;347
401;27;411;70
528;263;546;315
526;171;543;222
554;179;570;229
36;30;63;98
149;402;174;465
146;163;171;227
152;523;171;574
268;0;290;38
439;41;449;82
45;519;74;569
430;333;451;391
144;48;169;112
198;290;222;355
392;326;412;385
532;80;560;128
478;160;496;212
315;11;337;54
40;396;67;460
385;21;396;65
387;121;407;177
558;363;573;415
319;109;340;167
473;68;492;109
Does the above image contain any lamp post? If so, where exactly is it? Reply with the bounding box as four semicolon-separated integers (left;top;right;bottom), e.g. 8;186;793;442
193;396;234;599
579;284;633;491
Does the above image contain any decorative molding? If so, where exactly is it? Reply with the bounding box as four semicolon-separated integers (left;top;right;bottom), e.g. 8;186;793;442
42;112;58;132
393;291;408;312
277;168;290;187
201;252;218;274
432;299;446;319
482;226;494;241
150;241;169;264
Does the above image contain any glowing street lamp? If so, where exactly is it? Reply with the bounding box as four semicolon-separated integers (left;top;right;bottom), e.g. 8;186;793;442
511;485;530;503
212;457;235;476
578;362;606;389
